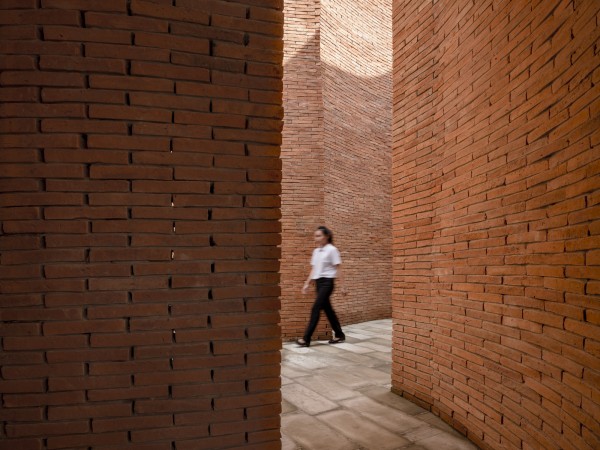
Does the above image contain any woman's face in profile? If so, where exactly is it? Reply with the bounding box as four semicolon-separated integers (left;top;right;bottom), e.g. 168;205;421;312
314;230;327;247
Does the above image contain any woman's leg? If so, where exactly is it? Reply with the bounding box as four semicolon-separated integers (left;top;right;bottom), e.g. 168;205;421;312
322;280;344;340
303;278;334;344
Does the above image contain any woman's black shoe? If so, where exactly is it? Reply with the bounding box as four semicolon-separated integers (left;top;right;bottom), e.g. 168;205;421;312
296;338;310;347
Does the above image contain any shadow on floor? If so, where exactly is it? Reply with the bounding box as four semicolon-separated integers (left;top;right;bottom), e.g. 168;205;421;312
281;319;479;450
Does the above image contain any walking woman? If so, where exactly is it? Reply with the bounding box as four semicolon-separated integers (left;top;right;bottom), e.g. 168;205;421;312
296;226;346;347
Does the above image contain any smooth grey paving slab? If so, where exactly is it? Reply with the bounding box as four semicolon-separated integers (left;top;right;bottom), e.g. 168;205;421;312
418;411;467;436
282;398;297;414
297;374;360;402
416;430;480;450
282;383;339;415
287;348;351;368
402;423;444;442
355;341;392;353
335;364;391;386
283;352;330;370
368;351;393;362
317;345;382;364
281;433;297;450
360;325;391;333
359;385;428;415
370;337;393;346
281;364;310;379
340;396;425;434
333;342;376;353
282;413;356;450
318;366;375;389
343;331;373;340
318;409;411;450
281;319;479;450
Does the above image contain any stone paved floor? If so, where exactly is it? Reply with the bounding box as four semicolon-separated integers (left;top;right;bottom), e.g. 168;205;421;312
281;319;479;450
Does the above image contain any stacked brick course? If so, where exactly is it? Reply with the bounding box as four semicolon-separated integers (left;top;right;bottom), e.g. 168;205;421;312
392;1;600;449
0;1;283;449
281;0;392;339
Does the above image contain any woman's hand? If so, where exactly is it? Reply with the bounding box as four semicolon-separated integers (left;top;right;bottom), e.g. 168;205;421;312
301;281;311;294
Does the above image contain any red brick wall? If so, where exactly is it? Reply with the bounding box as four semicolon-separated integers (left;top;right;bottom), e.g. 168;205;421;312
0;1;283;449
392;1;600;449
280;0;325;338
281;0;392;339
321;0;393;326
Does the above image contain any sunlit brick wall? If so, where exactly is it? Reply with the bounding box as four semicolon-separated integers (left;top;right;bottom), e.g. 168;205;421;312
0;1;283;448
392;1;600;449
281;0;392;339
280;0;325;339
321;0;393;325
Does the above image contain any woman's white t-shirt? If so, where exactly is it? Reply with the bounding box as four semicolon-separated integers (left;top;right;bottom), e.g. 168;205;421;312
311;244;342;279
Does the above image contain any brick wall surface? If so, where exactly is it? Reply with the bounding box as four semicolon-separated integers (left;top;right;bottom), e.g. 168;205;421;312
321;0;393;326
392;1;600;450
280;0;325;338
0;1;283;449
281;0;392;339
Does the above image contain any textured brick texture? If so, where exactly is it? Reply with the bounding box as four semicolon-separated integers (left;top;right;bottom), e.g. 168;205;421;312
392;1;600;450
0;1;283;449
281;0;392;339
280;0;325;339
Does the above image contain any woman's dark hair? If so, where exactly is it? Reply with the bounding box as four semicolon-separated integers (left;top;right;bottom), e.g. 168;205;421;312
317;226;333;244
